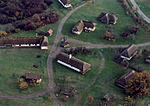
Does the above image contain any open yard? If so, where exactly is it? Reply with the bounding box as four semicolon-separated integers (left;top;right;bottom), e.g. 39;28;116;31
62;0;150;45
0;48;48;95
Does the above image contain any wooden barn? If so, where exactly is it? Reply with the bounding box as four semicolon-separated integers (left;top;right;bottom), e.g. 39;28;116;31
25;72;42;84
83;20;96;32
72;20;96;35
72;20;84;35
0;36;48;50
56;52;91;74
120;44;138;61
115;70;136;88
98;12;118;24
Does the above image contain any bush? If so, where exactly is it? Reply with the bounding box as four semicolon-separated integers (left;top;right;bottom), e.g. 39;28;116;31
6;24;15;33
44;0;53;6
24;22;37;31
19;81;28;89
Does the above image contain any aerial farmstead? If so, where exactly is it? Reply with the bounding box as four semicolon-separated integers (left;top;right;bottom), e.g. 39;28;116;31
0;36;48;50
56;52;91;74
0;0;150;105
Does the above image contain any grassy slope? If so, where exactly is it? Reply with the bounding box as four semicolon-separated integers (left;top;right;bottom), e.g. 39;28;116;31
62;0;150;44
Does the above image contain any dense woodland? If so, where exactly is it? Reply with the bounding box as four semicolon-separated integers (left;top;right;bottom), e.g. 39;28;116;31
0;0;59;33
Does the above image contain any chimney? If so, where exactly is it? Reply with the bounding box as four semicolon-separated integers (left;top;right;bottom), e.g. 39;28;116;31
69;54;72;59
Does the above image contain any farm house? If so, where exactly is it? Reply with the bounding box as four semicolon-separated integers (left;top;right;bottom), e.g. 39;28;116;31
56;52;91;74
0;36;48;50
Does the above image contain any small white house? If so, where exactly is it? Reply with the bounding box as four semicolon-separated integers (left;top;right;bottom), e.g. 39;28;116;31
58;0;72;8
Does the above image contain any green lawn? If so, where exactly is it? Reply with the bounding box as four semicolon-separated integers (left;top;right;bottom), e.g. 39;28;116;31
0;94;56;106
62;0;150;45
0;48;48;95
135;0;150;18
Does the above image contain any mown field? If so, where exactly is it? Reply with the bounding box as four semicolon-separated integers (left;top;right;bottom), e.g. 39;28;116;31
0;94;56;106
135;0;150;18
62;0;150;45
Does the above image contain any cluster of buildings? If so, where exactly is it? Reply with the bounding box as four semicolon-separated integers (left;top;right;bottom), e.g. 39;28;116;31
115;44;138;88
72;20;96;35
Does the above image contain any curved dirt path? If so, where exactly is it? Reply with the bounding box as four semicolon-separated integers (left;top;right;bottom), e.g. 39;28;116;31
130;0;150;24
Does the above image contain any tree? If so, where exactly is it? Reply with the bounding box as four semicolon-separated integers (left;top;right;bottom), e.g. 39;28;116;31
19;81;28;89
125;71;150;98
88;96;94;103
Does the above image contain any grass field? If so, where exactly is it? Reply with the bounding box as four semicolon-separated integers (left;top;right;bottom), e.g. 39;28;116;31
0;48;48;95
0;94;56;106
62;0;150;45
135;0;150;18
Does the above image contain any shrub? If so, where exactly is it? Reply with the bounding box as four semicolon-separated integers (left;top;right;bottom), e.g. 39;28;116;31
6;24;15;33
125;71;150;98
19;81;28;89
24;22;37;31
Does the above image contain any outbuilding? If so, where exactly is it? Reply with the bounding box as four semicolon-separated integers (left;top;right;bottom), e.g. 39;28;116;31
120;44;138;61
98;12;118;24
56;52;91;74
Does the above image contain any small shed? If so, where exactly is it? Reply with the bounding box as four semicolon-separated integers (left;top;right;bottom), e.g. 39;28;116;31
120;44;138;60
72;20;84;35
83;20;96;32
25;72;42;84
60;38;70;48
46;29;53;36
98;12;118;24
115;70;136;88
